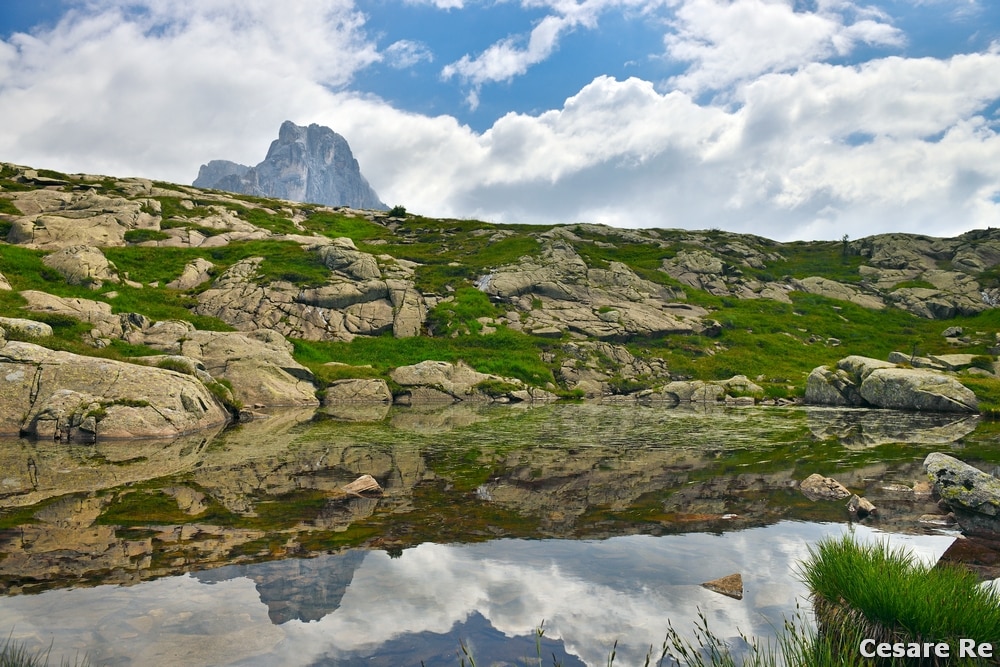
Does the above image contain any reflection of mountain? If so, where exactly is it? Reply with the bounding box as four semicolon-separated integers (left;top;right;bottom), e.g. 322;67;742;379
195;550;366;624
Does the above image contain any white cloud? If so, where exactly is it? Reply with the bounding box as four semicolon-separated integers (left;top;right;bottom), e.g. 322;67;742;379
384;39;434;68
332;48;1000;241
664;0;904;93
0;0;376;179
440;0;655;107
0;0;998;241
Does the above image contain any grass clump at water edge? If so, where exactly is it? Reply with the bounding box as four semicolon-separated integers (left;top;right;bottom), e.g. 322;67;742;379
0;632;90;667
801;534;1000;665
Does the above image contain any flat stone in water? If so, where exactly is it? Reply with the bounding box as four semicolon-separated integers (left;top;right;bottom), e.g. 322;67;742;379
701;573;743;600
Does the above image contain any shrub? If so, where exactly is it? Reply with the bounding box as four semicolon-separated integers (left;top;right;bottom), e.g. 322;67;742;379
388;205;407;218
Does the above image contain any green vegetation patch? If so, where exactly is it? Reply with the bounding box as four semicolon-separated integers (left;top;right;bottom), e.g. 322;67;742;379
426;287;502;335
301;210;393;242
0;197;21;216
293;328;555;386
123;228;171;244
802;534;1000;658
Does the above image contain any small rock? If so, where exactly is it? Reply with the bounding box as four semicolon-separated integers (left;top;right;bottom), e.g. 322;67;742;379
701;573;743;600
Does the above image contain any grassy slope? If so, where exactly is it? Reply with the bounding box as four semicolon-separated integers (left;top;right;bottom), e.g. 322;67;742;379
2;164;1000;405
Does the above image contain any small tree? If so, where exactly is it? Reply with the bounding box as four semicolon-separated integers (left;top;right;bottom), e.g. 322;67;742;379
388;204;407;218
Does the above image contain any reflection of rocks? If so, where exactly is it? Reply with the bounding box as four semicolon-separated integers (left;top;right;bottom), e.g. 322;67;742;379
318;401;391;422
388;402;499;434
0;430;221;510
806;408;979;448
0;405;985;595
799;474;851;501
194;550;367;624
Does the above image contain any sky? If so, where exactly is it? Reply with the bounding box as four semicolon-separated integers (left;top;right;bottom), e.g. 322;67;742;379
0;1;999;241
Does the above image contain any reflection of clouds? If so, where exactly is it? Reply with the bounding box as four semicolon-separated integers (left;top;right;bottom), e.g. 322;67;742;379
0;523;956;667
267;523;955;667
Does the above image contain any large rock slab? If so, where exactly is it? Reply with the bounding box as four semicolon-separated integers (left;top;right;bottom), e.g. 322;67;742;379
195;255;427;341
142;322;319;407
925;452;1000;536
41;245;120;287
477;239;703;339
390;360;526;402
860;368;978;413
322;378;393;404
805;356;978;413
20;291;318;407
0;341;229;439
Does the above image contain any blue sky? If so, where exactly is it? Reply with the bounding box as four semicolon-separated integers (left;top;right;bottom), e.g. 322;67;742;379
0;1;999;241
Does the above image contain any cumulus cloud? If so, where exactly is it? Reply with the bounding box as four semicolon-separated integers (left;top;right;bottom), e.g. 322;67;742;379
0;0;376;179
664;0;904;93
331;49;1000;240
0;0;998;241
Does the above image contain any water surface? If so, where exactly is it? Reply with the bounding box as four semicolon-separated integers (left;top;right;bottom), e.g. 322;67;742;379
0;403;992;665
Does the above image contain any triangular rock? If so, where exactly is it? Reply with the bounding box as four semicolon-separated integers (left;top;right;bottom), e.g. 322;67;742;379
701;573;743;600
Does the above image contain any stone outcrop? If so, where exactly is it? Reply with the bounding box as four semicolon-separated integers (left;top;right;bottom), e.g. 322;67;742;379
805;355;978;412
165;258;215;290
41;245;120;287
389;360;531;403
476;239;705;339
0;317;53;339
193;248;428;341
322;379;393;404
193;121;386;210
925;452;1000;536
141;321;318;407
5;187;160;249
20;291;318;407
0;340;229;439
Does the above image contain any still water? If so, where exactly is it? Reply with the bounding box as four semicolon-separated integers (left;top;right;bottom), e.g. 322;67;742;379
0;403;993;665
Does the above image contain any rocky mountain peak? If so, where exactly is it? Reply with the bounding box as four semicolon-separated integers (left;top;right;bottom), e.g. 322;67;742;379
193;121;387;210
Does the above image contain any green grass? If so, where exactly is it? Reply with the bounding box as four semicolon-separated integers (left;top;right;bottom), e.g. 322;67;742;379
123;228;170;244
801;534;1000;661
293;328;556;386
301;210;394;242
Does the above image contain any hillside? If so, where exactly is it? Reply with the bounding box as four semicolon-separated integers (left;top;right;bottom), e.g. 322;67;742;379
2;161;1000;436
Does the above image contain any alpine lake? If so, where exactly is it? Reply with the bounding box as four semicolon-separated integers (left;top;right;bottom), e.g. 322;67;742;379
1;402;997;666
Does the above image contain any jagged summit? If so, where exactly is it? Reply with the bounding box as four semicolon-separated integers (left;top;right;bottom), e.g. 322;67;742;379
194;120;387;210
